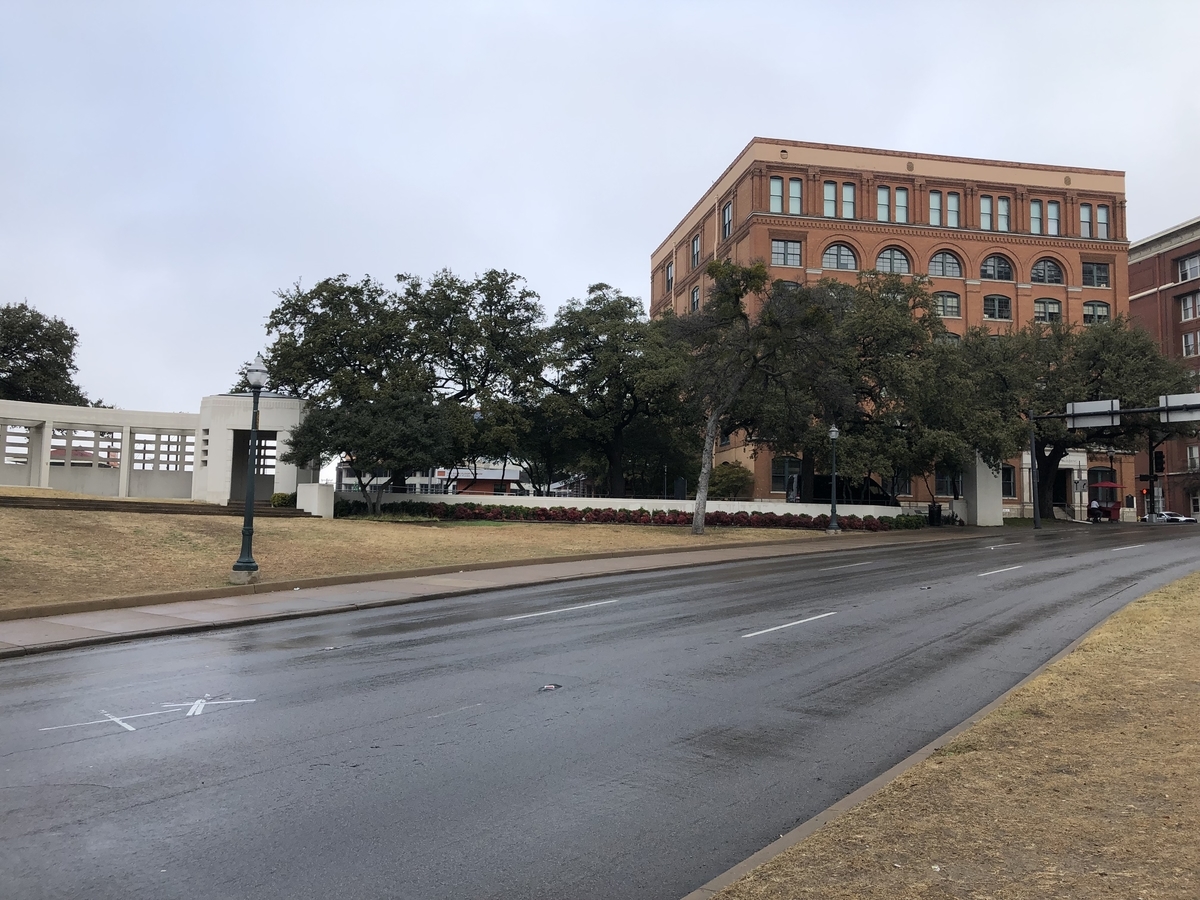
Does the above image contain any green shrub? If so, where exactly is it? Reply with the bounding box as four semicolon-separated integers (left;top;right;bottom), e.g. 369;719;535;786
270;492;297;508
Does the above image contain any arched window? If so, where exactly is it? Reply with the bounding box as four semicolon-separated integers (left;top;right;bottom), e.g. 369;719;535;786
980;255;1014;280
822;243;857;270
1031;258;1065;284
875;247;910;274
933;292;961;317
929;251;963;278
1083;301;1110;324
1034;298;1062;323
983;295;1012;320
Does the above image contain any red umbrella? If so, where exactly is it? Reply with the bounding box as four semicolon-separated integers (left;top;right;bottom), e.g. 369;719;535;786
1091;481;1123;489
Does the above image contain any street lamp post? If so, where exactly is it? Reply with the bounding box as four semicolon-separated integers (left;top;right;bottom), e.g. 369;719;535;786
827;424;841;534
230;355;269;584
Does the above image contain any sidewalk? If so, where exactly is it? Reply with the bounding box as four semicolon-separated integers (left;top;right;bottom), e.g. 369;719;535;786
0;527;978;658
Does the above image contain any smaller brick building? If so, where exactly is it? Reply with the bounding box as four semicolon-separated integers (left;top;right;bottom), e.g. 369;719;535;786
1129;216;1200;516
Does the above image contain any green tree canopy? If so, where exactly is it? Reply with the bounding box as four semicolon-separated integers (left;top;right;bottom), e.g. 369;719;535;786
0;302;88;405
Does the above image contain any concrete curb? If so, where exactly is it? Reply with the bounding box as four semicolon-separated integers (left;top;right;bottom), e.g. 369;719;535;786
0;529;984;659
678;581;1143;899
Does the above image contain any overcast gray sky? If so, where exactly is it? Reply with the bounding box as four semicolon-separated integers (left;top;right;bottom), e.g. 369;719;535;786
3;0;1198;411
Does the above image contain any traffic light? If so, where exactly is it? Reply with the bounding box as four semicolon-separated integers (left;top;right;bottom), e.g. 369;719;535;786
1141;487;1149;497
1154;450;1165;474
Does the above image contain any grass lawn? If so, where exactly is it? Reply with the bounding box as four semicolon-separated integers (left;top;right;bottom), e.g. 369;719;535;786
0;506;819;614
713;570;1200;899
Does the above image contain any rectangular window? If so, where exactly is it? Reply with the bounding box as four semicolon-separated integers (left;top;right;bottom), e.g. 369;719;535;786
788;178;802;215
770;240;801;267
1080;203;1092;238
929;190;942;226
1047;201;1060;235
1001;465;1017;498
877;185;890;222
665;262;673;292
1082;262;1110;287
934;292;961;317
690;286;700;312
980;195;993;230
997;197;1010;232
722;202;732;239
947;192;960;227
823;181;836;217
983;295;1012;320
1030;199;1043;234
1185;333;1197;357
1189;445;1200;471
841;183;855;219
894;188;908;224
770;456;801;493
691;234;701;269
1182;293;1195;321
1181;254;1200;282
935;470;962;497
769;177;783;214
1097;205;1109;239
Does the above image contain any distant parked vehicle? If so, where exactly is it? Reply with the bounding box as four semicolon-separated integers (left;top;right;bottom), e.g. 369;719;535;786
1140;511;1198;523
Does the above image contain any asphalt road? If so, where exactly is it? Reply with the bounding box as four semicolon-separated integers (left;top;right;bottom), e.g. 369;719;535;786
3;525;1199;900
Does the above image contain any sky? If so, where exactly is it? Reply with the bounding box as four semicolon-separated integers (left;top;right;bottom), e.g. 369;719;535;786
3;0;1199;411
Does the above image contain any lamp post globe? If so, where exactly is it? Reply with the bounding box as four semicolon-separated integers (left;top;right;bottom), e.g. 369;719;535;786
827;424;840;533
231;355;269;584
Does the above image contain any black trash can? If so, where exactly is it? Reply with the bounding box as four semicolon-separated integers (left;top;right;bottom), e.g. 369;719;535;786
928;502;943;526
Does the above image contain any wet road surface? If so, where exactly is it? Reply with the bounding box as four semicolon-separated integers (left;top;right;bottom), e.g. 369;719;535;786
3;525;1198;899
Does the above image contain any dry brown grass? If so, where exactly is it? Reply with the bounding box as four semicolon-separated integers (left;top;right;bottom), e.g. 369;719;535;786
714;573;1200;900
0;507;818;613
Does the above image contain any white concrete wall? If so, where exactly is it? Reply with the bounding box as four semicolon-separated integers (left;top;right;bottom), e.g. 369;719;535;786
961;454;1005;526
194;394;310;505
298;483;335;518
341;491;906;519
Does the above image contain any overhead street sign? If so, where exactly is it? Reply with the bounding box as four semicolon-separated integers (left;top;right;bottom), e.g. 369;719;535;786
1159;393;1200;423
1065;399;1120;429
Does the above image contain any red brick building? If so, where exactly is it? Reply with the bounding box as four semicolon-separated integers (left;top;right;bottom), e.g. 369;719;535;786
1129;216;1200;516
650;139;1132;514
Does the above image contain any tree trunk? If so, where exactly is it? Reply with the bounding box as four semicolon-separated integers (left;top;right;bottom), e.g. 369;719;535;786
1036;443;1068;521
692;409;722;535
607;437;625;499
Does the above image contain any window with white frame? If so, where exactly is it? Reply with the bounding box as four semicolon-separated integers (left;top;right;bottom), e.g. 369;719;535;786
1034;298;1062;323
1031;199;1044;234
1047;200;1061;235
983;295;1012;320
822;243;857;270
769;177;784;214
788;178;802;214
1083;301;1110;324
1184;333;1197;357
1192;492;1200;514
894;188;908;224
1183;293;1197;321
771;239;801;267
1001;464;1017;498
946;192;960;227
929;190;942;226
929;250;963;278
875;247;910;274
877;186;890;222
980;195;993;230
665;261;673;292
1097;205;1109;239
691;234;701;268
997;197;1010;232
933;291;961;317
690;285;700;312
823;181;836;217
935;469;962;497
841;183;856;218
1080;203;1092;238
722;202;733;239
1188;445;1200;471
1180;254;1200;283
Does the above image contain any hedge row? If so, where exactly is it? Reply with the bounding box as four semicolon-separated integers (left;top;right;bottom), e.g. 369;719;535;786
334;498;926;531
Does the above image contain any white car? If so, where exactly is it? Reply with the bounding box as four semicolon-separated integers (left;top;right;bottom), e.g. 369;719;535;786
1140;511;1198;523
